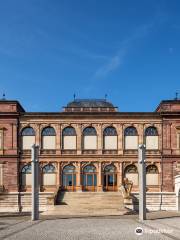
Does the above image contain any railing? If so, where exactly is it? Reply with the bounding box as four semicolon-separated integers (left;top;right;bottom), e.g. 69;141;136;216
40;149;56;154
82;150;98;154
61;150;77;155
123;149;138;155
102;150;118;154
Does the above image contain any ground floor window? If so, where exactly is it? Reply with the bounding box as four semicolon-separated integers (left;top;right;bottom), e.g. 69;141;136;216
62;165;76;191
82;164;97;191
21;164;32;186
103;164;117;191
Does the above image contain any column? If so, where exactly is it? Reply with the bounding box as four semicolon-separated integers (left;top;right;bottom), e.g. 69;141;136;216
35;124;40;147
117;162;122;191
56;124;61;154
97;162;103;191
57;162;60;187
117;124;123;155
76;125;82;155
97;124;102;154
76;162;82;191
138;124;144;145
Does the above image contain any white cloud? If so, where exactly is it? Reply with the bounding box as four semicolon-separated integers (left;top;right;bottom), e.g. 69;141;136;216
94;23;153;79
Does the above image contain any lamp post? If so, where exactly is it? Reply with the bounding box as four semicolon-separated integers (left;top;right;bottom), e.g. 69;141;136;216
138;144;146;221
31;144;39;221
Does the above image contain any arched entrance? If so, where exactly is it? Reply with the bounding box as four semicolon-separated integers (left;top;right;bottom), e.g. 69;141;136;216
62;165;76;191
82;164;97;191
103;164;117;191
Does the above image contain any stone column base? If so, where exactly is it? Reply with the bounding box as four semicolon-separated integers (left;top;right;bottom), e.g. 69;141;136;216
76;186;82;192
97;185;103;192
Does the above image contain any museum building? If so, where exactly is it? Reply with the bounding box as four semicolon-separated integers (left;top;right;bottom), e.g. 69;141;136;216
0;98;180;212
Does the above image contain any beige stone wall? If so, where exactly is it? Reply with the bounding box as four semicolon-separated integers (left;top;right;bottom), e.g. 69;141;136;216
128;192;176;211
0;192;54;212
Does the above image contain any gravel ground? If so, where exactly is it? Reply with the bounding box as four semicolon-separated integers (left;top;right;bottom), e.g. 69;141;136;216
0;213;180;240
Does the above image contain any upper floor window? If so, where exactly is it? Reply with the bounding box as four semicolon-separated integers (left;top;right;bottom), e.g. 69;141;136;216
21;127;35;150
42;127;56;150
83;127;97;150
103;127;117;150
177;130;180;149
146;165;159;185
0;130;3;150
42;164;56;186
62;127;76;150
124;127;138;149
145;126;158;150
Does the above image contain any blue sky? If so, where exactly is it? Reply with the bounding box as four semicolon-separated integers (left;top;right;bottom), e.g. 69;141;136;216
0;0;180;112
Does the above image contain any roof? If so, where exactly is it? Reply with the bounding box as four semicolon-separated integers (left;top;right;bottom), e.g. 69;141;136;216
155;99;180;112
66;99;115;108
0;100;25;112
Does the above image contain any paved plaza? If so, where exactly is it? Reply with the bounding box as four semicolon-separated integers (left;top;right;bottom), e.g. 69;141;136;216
0;212;180;240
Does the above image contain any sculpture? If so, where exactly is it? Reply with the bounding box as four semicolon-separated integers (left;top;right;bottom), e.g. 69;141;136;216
121;177;133;199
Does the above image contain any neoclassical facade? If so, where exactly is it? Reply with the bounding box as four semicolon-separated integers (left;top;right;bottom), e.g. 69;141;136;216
0;98;180;211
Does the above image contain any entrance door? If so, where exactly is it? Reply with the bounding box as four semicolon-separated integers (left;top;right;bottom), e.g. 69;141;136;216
62;165;76;191
82;164;97;191
103;164;117;191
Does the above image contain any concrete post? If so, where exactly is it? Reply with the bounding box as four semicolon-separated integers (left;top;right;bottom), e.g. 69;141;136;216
31;145;39;221
175;175;180;211
138;144;146;221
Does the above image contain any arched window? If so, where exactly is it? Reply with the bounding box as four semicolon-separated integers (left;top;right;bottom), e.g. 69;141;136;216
62;127;76;150
145;126;158;150
124;127;138;149
82;164;97;191
83;127;97;150
103;127;117;150
104;164;117;190
104;164;116;173
63;164;76;173
83;164;96;173
63;165;76;190
124;164;138;185
146;165;159;185
41;127;56;150
21;127;35;150
42;164;56;186
21;164;31;186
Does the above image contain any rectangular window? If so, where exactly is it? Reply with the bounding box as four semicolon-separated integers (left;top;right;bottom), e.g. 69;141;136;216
63;136;76;149
104;136;117;150
43;173;56;185
22;136;35;149
42;136;56;149
84;136;97;149
0;164;3;186
146;136;158;150
146;174;159;185
125;136;138;149
178;133;180;149
0;131;3;149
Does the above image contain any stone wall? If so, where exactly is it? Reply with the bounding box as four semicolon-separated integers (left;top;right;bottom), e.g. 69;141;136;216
127;192;176;211
0;192;54;212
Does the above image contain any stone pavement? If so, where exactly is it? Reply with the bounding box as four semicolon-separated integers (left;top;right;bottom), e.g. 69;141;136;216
0;211;180;240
